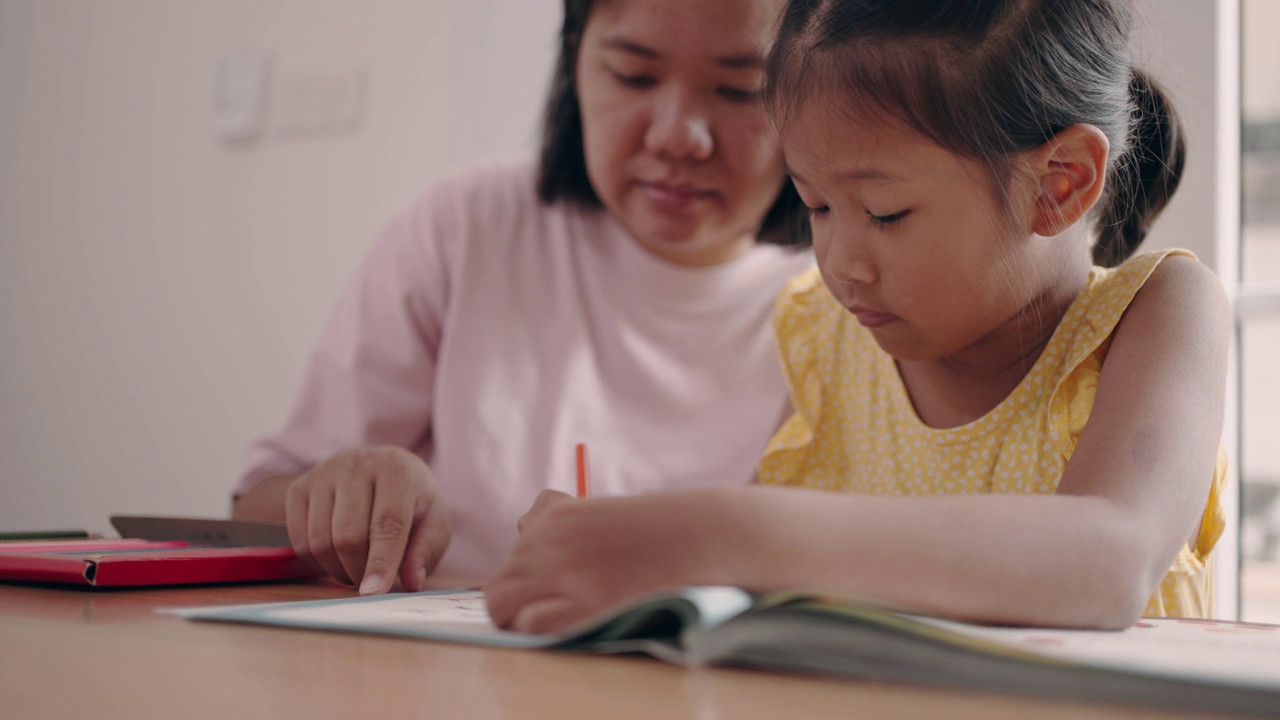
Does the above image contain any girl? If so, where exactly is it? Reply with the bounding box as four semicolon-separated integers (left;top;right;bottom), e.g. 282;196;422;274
231;0;811;594
486;0;1230;632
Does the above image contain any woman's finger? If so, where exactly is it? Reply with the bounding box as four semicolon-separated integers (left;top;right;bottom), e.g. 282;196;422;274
284;478;312;566
359;474;415;595
306;482;350;585
331;472;375;588
399;487;451;592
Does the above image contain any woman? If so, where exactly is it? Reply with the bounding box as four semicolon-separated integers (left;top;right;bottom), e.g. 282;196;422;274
231;0;809;594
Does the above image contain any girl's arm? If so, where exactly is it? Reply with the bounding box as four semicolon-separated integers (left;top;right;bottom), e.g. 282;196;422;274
486;256;1230;632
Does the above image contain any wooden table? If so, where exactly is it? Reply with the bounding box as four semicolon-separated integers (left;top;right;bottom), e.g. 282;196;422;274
0;581;1222;719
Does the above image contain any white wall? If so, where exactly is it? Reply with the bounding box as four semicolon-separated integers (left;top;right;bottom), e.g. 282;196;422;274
1242;0;1280;118
1129;1;1235;267
0;0;557;532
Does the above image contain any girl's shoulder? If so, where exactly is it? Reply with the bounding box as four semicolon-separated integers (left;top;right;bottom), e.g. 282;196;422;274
1108;249;1230;347
1072;250;1206;331
1084;249;1226;333
1129;250;1226;304
1046;249;1219;415
1099;248;1200;289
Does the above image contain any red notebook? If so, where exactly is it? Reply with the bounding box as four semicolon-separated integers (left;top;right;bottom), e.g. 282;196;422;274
0;516;318;588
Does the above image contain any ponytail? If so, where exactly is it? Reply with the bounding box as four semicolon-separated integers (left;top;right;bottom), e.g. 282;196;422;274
1093;69;1185;267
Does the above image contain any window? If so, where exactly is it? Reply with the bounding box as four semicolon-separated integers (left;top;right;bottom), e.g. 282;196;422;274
1239;0;1280;623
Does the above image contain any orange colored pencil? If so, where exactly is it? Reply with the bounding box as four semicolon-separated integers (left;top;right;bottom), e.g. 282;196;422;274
575;443;591;498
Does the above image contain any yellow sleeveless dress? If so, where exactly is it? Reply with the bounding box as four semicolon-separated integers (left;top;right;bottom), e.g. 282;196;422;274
759;249;1226;618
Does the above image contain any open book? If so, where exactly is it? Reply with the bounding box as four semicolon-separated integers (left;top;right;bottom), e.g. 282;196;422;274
171;586;1280;717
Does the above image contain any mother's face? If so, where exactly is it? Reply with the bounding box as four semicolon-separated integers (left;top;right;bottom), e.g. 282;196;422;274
575;0;787;267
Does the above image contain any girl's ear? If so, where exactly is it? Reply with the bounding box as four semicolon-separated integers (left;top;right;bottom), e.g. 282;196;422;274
1031;124;1110;237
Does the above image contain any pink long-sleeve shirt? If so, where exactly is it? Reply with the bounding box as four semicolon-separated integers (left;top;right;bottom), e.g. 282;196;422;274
236;159;814;578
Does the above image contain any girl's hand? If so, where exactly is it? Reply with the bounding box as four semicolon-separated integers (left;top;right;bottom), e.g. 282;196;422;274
285;445;451;594
485;489;740;634
516;490;575;534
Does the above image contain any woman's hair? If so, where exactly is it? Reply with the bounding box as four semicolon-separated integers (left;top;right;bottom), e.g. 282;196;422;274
763;0;1184;266
536;0;806;246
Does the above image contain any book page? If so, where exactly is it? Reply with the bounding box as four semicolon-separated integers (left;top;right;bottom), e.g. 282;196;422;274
915;616;1280;689
262;590;498;635
172;586;758;653
167;590;560;648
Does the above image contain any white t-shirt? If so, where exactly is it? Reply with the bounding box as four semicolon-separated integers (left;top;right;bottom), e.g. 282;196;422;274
237;158;815;577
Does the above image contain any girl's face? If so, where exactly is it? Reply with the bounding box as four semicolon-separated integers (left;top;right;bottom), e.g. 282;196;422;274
575;0;787;267
782;101;1064;365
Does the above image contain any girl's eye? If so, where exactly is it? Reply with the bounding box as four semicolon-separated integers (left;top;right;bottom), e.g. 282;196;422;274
717;87;761;103
612;72;655;89
868;210;908;228
805;205;830;218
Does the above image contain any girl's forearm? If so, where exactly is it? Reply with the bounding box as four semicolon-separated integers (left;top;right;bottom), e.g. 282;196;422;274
709;486;1163;629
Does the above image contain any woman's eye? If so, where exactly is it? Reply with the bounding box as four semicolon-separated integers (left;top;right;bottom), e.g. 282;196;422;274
612;72;655;89
805;205;829;218
868;210;909;228
717;87;761;103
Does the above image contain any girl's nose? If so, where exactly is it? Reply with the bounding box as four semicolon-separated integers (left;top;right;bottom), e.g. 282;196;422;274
819;229;878;286
645;91;713;161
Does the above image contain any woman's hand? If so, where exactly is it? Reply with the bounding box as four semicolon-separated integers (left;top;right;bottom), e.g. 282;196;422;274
485;489;741;633
285;446;451;594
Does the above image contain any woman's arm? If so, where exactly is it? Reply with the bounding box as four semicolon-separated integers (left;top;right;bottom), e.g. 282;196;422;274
230;187;457;592
231;475;295;522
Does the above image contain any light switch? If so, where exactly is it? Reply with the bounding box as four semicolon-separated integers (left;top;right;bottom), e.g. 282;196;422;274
213;49;270;141
273;69;366;135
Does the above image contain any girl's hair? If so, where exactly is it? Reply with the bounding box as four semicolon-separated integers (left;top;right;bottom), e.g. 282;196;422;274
763;0;1185;266
536;0;807;246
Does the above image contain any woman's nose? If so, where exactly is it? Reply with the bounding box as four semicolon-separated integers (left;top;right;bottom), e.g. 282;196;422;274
644;90;713;161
